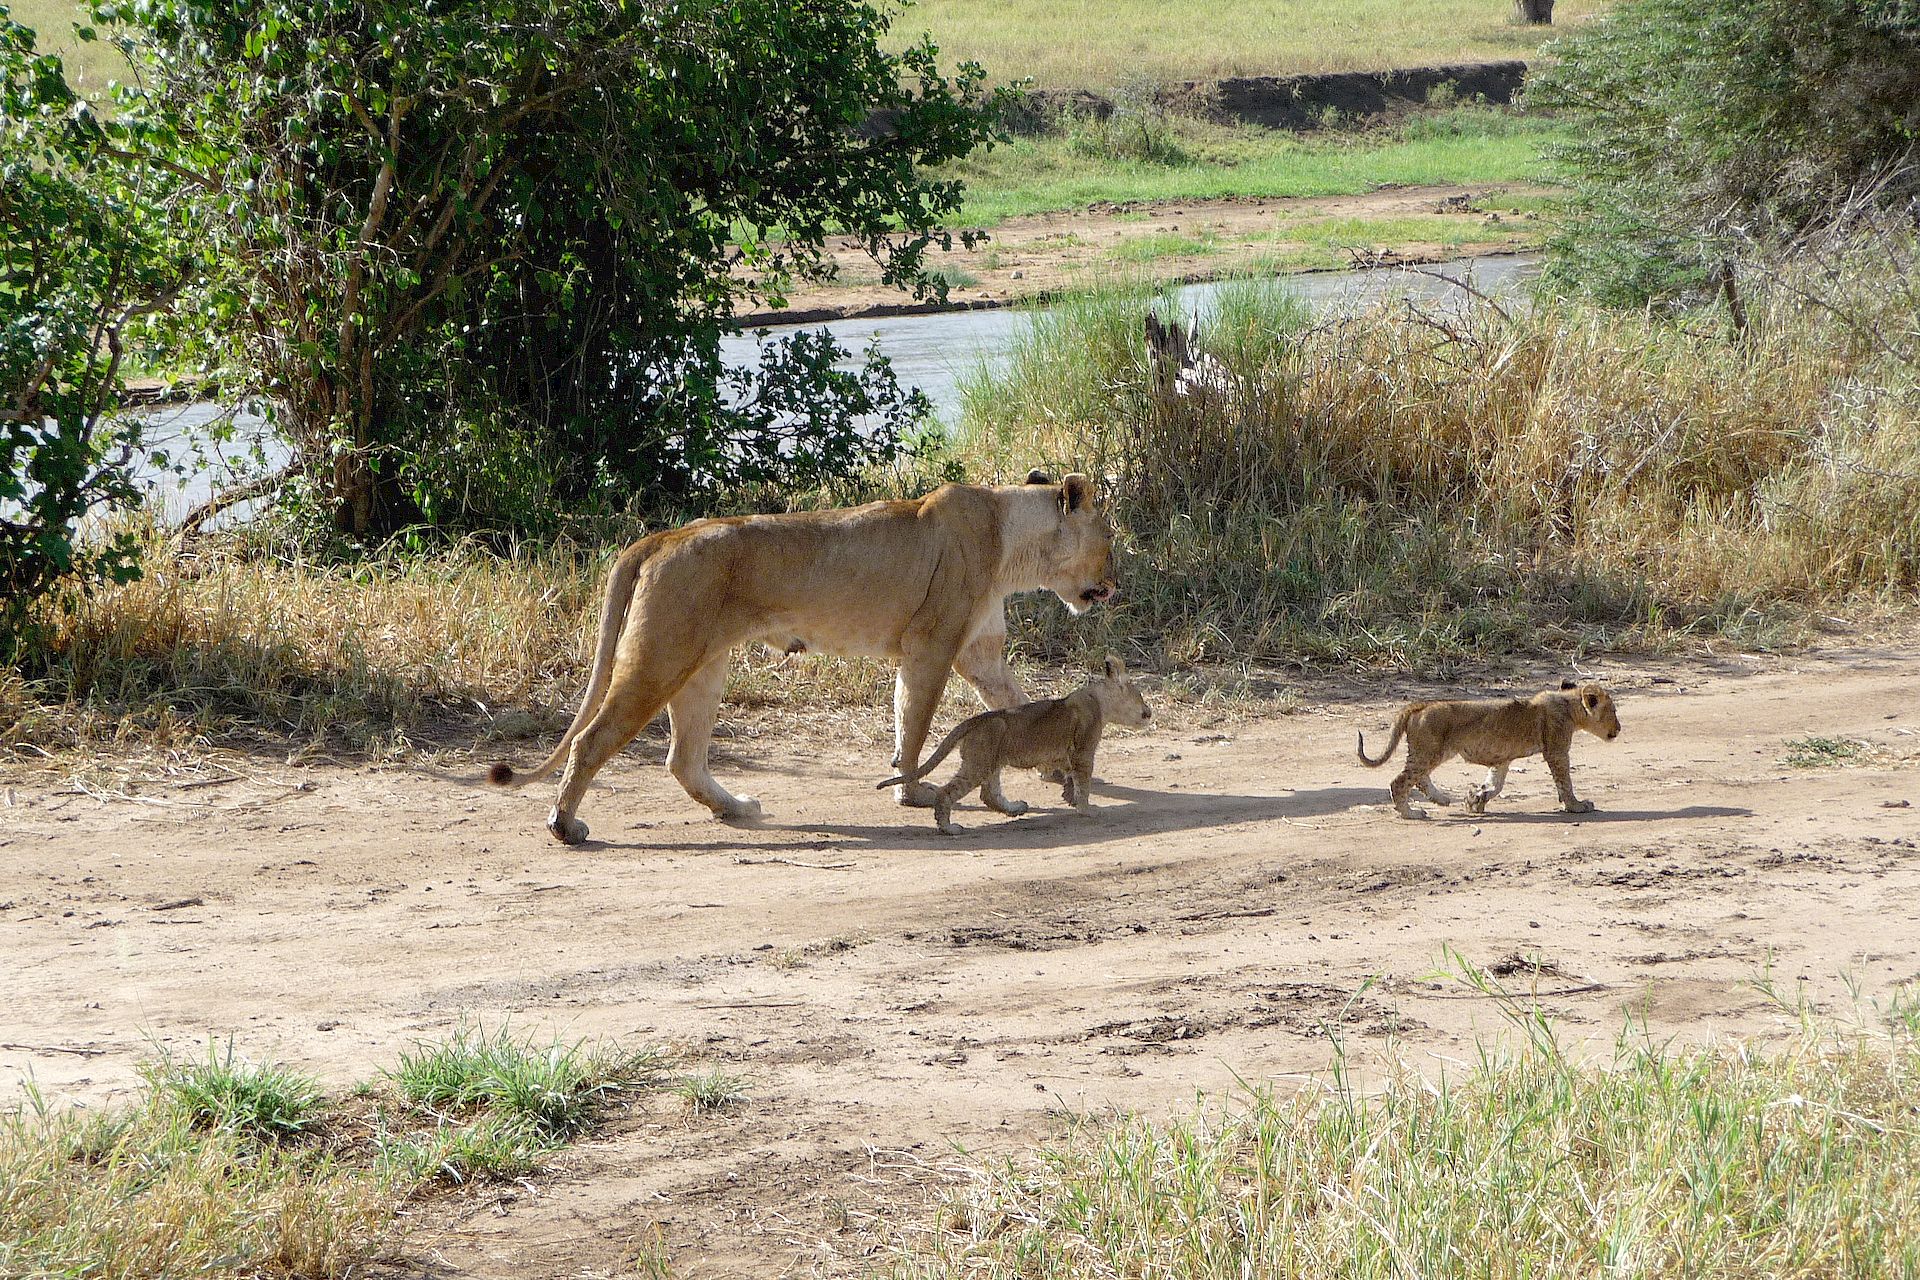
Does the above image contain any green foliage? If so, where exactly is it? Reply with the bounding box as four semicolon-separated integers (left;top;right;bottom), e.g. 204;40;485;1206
1530;0;1920;304
88;0;1003;536
0;10;181;651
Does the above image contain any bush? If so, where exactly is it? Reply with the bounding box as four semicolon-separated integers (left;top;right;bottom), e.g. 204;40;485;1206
1;15;183;651
90;0;1004;537
1529;0;1920;305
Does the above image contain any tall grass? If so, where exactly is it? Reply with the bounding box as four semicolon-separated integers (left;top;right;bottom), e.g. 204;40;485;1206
960;230;1920;669
890;976;1920;1279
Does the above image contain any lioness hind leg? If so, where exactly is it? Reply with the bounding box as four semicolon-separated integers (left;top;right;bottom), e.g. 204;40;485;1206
549;671;679;844
981;769;1028;817
667;655;762;822
1467;764;1508;815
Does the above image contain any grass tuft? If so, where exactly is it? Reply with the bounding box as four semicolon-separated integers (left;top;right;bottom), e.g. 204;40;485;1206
142;1038;324;1142
387;1022;669;1138
1781;735;1867;768
676;1069;751;1115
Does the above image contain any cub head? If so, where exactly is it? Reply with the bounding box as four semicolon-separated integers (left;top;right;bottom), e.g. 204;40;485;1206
1090;654;1152;728
1561;679;1621;740
1043;472;1119;615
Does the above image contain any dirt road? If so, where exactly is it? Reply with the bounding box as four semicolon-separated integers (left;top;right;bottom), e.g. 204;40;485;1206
5;646;1918;1275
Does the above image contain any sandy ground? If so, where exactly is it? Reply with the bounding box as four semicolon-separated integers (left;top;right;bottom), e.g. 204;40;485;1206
748;184;1541;323
5;644;1919;1275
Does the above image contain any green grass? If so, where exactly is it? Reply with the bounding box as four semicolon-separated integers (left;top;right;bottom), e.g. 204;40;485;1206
142;1039;324;1143
1108;230;1222;263
6;0;128;97
386;1022;669;1138
892;0;1615;87
889;968;1920;1279
1781;736;1868;768
1281;212;1516;251
1;1030;689;1277
949;109;1565;226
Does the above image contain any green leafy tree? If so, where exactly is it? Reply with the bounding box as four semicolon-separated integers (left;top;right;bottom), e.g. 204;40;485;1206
1530;0;1920;305
1;10;185;649
97;0;1003;536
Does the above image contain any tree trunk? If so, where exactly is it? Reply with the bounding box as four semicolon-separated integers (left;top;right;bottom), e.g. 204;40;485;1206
1513;0;1554;22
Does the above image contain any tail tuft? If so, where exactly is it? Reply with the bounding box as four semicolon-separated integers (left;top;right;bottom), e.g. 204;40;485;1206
487;762;515;786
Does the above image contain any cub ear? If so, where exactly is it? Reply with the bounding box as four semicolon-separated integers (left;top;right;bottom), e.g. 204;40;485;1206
1103;654;1126;679
1582;689;1602;710
1025;468;1053;485
1060;473;1094;513
1561;678;1578;690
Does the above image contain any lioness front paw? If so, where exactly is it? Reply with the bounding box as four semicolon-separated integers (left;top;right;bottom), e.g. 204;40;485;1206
894;781;939;808
546;810;589;845
1565;798;1596;814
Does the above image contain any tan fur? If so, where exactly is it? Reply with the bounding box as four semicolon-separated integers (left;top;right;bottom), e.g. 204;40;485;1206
878;656;1151;835
486;473;1118;845
1357;681;1622;820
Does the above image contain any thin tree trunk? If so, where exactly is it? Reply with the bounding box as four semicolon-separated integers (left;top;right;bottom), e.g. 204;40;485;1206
1513;0;1554;23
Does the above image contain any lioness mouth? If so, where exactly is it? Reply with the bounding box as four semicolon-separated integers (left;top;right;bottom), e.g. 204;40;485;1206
1082;584;1116;604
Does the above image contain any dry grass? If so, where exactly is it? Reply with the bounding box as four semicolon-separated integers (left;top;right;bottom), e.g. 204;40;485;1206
891;0;1615;88
958;228;1920;670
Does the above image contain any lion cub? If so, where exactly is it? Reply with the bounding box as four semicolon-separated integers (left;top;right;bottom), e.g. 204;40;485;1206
1357;680;1622;819
879;656;1152;835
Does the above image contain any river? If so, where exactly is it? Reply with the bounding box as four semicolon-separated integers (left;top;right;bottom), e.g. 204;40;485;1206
140;254;1537;519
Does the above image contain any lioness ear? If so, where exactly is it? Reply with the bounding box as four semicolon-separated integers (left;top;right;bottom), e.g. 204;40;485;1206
1104;654;1125;679
1025;468;1052;485
1060;473;1093;513
1560;678;1578;690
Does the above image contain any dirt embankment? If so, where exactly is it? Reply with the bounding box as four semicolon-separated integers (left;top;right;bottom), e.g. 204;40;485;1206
5;646;1918;1275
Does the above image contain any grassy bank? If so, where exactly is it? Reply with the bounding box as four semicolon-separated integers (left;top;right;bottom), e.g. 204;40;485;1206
894;0;1613;87
950;106;1563;226
960;226;1920;670
888;974;1920;1278
0;1028;691;1279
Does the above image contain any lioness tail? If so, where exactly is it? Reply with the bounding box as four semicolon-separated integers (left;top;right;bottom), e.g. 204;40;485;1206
485;543;650;790
1356;708;1412;768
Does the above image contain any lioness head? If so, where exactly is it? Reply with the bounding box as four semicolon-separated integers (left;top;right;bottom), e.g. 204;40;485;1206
1046;473;1120;615
1561;680;1621;740
1091;655;1152;727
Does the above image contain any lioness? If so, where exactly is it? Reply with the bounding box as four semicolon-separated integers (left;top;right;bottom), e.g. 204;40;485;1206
486;471;1118;844
1357;680;1622;819
878;656;1152;835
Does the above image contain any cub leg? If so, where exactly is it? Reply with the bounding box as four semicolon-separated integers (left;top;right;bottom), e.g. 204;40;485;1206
1419;778;1457;806
980;769;1029;817
1547;745;1594;814
933;764;987;836
1067;741;1099;815
1466;763;1509;815
667;655;761;821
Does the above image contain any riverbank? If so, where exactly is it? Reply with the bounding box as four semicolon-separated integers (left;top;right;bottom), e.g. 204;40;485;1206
745;182;1544;325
